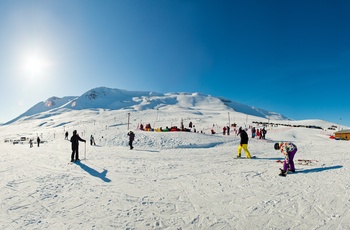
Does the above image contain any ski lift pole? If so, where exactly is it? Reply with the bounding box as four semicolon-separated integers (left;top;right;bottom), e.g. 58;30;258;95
127;113;131;130
84;142;86;160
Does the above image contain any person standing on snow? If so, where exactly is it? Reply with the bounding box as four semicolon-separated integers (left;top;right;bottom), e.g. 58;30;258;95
261;127;267;139
251;127;256;138
90;135;96;146
70;130;86;162
127;131;135;150
37;137;41;147
237;127;252;158
274;142;298;176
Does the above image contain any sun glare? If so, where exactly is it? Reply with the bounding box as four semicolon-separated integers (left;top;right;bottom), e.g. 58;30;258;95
22;52;51;77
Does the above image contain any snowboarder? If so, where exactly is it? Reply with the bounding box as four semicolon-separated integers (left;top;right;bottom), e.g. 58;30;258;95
274;142;298;176
237;127;252;158
37;137;41;147
127;131;135;150
70;130;86;162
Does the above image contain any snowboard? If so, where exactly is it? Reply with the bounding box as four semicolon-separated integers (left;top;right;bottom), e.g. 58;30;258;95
279;168;287;177
235;156;257;159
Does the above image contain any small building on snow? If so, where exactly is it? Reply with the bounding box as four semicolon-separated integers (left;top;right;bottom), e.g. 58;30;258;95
334;129;350;140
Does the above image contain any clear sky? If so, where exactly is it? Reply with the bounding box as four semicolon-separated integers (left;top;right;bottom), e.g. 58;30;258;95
0;0;349;127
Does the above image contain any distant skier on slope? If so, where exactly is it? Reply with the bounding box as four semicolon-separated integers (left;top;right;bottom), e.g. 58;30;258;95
127;131;135;150
274;142;298;176
90;135;96;146
70;130;86;162
237;127;252;158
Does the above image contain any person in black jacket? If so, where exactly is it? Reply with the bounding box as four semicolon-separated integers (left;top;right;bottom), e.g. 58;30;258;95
127;131;135;150
70;130;86;162
237;127;252;158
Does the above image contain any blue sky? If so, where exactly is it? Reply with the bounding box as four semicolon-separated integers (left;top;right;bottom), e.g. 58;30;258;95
0;0;349;127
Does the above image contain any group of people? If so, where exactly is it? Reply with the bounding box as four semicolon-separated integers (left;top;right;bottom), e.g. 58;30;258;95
67;130;136;162
237;127;297;176
251;127;267;139
29;137;41;148
223;126;231;135
67;126;296;176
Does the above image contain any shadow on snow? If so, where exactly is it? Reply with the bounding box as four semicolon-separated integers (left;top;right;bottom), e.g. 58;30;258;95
296;165;343;174
75;161;111;182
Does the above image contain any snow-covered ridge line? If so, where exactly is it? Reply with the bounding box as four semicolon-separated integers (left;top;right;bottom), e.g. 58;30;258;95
4;86;288;125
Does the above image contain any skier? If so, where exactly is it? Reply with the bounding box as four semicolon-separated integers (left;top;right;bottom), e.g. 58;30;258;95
70;130;86;162
274;142;298;176
37;137;41;147
90;135;96;146
127;131;135;150
65;131;69;140
237;127;252;158
29;139;33;148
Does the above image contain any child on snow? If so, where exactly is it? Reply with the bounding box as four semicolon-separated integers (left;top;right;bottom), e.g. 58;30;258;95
274;142;298;176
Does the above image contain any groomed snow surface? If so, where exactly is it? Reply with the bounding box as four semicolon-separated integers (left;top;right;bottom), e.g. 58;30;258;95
0;109;349;230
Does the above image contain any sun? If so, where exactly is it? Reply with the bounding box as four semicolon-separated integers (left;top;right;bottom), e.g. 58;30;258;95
22;52;51;77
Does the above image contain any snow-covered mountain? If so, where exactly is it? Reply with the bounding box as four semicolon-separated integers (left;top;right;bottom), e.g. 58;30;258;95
4;87;289;125
5;96;76;125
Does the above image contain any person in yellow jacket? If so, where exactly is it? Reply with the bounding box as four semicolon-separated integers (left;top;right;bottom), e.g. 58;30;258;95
237;127;252;158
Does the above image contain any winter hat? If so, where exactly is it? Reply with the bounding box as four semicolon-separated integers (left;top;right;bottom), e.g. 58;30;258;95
274;143;280;150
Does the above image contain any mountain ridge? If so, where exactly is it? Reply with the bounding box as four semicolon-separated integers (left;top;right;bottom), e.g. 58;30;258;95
5;86;288;125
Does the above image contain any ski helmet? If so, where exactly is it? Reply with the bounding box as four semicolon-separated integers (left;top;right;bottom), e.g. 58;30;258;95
274;143;280;150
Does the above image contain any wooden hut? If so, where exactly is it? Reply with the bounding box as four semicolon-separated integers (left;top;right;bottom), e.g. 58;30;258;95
334;129;350;140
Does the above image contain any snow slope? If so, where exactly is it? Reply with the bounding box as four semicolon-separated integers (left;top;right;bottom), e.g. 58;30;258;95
0;100;348;229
